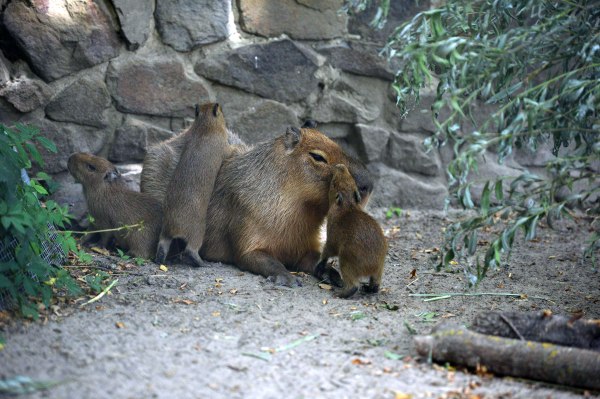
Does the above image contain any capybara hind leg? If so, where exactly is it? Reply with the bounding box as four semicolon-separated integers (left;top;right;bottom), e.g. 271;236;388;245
338;284;359;299
295;251;320;275
238;250;300;287
362;276;380;294
181;246;206;267
155;237;170;264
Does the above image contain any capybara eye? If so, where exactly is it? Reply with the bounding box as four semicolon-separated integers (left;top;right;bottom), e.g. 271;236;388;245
309;152;327;163
87;163;97;172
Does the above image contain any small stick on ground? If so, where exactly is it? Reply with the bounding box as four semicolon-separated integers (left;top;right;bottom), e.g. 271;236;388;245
499;313;525;341
80;279;118;307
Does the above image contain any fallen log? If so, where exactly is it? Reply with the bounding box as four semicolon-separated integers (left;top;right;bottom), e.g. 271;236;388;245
414;322;600;390
471;311;600;351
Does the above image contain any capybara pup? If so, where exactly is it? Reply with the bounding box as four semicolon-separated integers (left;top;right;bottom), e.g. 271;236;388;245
68;153;162;259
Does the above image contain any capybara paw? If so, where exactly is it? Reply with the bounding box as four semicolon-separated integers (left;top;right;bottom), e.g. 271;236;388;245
267;273;301;287
155;247;167;265
337;286;358;299
314;260;327;280
361;283;379;294
182;251;206;267
327;268;344;288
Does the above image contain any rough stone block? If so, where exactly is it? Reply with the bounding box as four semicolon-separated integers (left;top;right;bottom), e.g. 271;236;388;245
0;76;51;113
231;100;299;144
155;0;231;51
238;0;346;39
109;117;175;162
368;162;448;209
45;74;111;128
195;40;319;103
385;132;442;177
348;0;430;44
2;0;120;82
111;0;154;50
37;120;107;173
106;55;210;117
317;46;394;80
355;124;391;163
309;74;384;123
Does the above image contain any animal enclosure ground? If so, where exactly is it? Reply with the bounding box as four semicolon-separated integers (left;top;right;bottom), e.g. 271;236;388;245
1;209;598;398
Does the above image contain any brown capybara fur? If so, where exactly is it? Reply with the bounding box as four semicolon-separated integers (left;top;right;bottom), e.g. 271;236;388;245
141;120;249;205
67;153;162;259
201;126;374;286
315;164;387;298
155;103;229;267
141;122;374;286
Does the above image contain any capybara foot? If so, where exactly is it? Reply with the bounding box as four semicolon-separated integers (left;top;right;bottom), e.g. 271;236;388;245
337;285;359;299
267;272;301;287
314;259;327;280
182;248;206;267
155;242;169;265
327;268;344;288
361;283;379;294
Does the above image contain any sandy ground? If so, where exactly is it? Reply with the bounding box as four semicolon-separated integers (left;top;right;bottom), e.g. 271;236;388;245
1;209;599;399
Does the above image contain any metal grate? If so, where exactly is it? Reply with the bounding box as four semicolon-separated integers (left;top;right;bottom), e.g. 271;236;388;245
0;169;66;310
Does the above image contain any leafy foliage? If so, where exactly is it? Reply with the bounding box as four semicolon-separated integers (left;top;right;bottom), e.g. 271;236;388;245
0;124;82;318
347;0;600;284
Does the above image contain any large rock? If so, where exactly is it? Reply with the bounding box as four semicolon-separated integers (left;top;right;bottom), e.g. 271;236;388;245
309;73;384;123
45;74;111;128
348;0;430;44
238;0;346;39
384;132;442;177
111;0;153;50
106;55;210;117
195;40;319;103
231;100;299;144
0;52;10;85
317;46;393;80
2;0;120;82
155;0;231;51
109;117;175;162
354;124;391;163
37;120;107;173
0;76;51;112
368;162;448;209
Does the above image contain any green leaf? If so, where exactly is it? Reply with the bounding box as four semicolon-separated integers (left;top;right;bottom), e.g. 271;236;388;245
35;136;57;153
480;181;490;215
494;180;504;202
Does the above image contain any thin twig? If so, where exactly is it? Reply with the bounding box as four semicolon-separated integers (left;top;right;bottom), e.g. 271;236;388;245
409;292;554;303
80;279;118;307
62;223;144;236
499;313;525;340
406;277;419;288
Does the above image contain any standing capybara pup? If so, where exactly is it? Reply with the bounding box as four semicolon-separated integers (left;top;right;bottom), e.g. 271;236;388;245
315;164;387;298
67;153;162;259
155;103;229;267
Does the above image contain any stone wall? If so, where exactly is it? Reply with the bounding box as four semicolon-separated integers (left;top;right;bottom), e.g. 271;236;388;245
0;0;520;219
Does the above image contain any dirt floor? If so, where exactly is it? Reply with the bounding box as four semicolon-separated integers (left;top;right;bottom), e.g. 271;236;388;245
1;209;599;399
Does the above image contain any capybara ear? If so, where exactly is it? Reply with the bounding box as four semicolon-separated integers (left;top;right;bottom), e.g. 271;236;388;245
195;103;200;117
213;103;220;117
301;120;318;129
336;192;343;206
104;169;120;182
284;127;302;150
354;189;362;205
